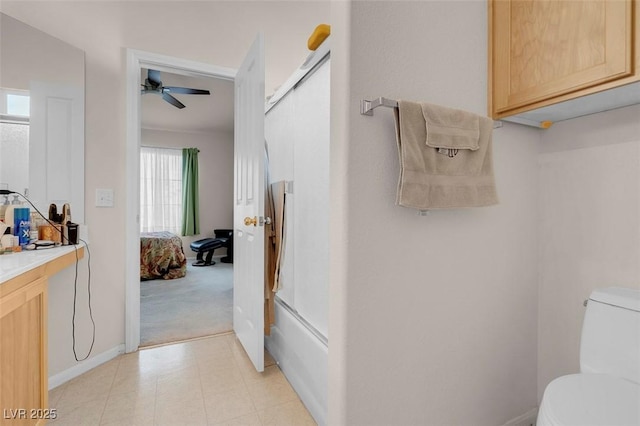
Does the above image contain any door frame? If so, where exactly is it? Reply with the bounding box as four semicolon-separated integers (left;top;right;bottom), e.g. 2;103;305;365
125;49;237;353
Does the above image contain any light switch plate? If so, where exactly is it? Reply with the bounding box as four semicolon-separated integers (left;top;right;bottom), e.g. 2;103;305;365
95;188;114;207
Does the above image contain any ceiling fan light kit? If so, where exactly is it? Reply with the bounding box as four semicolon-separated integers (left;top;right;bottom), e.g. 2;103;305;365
141;68;211;109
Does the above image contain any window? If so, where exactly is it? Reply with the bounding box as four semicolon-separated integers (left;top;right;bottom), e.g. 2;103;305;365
139;146;182;234
6;94;29;116
1;88;30;117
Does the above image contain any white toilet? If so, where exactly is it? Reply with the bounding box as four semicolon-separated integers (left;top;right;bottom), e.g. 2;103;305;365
537;287;640;426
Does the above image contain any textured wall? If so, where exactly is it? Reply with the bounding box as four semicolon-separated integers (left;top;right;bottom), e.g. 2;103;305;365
329;2;540;425
537;104;640;401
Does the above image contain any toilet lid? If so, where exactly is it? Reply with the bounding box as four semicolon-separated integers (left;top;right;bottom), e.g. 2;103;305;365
540;374;640;426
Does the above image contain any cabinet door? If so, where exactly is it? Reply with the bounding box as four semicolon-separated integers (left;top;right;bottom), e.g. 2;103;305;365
0;277;48;426
491;0;633;116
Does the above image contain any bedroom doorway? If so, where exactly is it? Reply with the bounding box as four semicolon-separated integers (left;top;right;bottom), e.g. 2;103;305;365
137;69;235;347
125;50;239;352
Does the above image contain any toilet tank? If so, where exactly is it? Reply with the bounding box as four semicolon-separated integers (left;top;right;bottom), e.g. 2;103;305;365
580;287;640;384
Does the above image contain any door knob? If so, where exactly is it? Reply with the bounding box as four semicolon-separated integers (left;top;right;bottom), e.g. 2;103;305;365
244;216;257;226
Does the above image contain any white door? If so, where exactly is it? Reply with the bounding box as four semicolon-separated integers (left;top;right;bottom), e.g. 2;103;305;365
29;82;85;223
233;34;265;372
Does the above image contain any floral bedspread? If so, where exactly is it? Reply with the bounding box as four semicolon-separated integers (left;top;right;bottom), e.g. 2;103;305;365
140;231;187;280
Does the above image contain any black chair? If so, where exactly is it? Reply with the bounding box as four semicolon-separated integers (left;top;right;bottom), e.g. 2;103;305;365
189;229;233;266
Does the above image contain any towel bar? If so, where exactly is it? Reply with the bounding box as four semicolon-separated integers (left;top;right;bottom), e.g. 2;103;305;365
360;97;503;128
360;97;398;115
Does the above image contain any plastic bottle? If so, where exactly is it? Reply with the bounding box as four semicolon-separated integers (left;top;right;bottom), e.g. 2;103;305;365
0;195;9;222
4;195;21;235
30;211;41;241
4;204;15;235
14;207;30;246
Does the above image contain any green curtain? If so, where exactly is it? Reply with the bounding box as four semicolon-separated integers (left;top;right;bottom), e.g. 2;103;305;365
181;148;200;236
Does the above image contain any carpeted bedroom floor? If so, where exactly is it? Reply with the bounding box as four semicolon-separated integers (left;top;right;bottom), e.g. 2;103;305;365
140;256;233;347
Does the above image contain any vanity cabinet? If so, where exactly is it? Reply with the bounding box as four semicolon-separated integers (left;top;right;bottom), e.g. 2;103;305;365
489;0;639;121
1;275;48;426
0;247;83;425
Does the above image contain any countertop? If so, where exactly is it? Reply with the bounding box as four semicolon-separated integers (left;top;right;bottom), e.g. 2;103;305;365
0;243;85;285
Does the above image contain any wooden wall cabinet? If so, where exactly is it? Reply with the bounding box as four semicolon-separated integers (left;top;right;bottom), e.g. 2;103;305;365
0;248;83;425
489;0;639;122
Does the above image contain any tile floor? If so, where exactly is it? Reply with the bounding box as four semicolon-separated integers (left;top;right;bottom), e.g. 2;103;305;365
48;332;316;426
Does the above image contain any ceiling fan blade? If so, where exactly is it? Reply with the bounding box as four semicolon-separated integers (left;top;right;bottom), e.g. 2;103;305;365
164;86;210;95
162;93;186;109
147;69;162;87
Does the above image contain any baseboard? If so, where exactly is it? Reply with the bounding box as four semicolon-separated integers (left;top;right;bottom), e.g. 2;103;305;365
48;344;125;390
502;408;538;426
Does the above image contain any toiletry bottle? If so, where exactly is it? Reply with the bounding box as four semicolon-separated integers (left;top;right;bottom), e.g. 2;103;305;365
4;195;21;235
30;211;41;241
14;206;30;246
0;195;9;222
4;204;15;235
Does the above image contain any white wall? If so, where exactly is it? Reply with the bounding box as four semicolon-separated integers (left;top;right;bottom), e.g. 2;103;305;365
141;128;234;250
329;2;540;425
537;104;640;401
48;255;92;377
0;13;84;90
0;0;330;377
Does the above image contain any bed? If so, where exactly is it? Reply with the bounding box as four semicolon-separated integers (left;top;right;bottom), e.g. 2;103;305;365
140;231;187;280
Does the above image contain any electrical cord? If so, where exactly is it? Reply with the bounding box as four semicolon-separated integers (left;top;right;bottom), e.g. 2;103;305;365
72;238;95;361
5;190;96;361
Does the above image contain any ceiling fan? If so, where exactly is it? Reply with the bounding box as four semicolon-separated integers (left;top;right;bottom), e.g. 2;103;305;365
141;69;210;109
